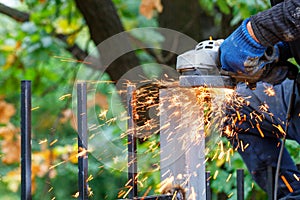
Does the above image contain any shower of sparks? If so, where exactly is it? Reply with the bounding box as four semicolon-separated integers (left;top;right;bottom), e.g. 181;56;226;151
47;75;296;199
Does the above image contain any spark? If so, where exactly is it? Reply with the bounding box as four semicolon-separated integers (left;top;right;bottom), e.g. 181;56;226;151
226;148;233;162
236;111;241;121
87;175;94;182
223;125;234;137
123;187;133;198
259;103;269;112
98;110;108;120
53;55;92;65
213;170;219;180
281;175;294;192
256;123;265;138
31;106;40;111
227;192;234;198
272;124;286;136
72;192;79;198
293;174;299;181
77;147;88;158
49;160;67;170
48;187;53;192
240;140;245;152
118;190;126;198
39;139;48;144
49;139;58;146
137;180;144;187
142;186;152;198
264;85;276;96
58;93;71;101
172;191;178;200
226;173;232;182
125;178;133;187
161;169;171;178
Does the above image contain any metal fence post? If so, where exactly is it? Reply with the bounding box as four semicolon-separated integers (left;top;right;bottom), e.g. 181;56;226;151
237;169;244;200
21;80;32;200
77;82;89;200
160;88;206;199
206;171;211;200
127;85;138;199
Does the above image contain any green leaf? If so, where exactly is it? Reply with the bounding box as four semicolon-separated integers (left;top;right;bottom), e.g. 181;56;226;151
217;0;231;14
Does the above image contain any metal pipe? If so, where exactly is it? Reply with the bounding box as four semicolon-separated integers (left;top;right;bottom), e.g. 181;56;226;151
237;169;244;200
77;82;89;200
206;171;211;200
21;80;32;200
127;85;138;198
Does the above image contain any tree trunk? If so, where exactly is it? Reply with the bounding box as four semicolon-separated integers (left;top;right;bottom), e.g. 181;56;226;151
157;0;217;66
158;0;237;66
159;0;217;42
74;0;140;82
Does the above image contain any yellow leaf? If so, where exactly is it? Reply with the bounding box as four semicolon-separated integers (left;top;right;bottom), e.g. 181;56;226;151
0;123;19;140
2;53;17;70
140;0;163;19
0;45;15;52
54;18;80;35
1;134;21;164
0;99;16;123
2;168;21;192
66;33;78;45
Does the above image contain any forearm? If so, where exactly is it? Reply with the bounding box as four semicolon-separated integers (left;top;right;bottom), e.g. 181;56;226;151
250;0;300;46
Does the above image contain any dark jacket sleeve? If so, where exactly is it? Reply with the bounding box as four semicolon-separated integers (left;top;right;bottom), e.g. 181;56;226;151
250;0;300;46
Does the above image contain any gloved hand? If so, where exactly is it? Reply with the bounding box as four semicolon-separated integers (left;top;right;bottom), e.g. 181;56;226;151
220;18;279;76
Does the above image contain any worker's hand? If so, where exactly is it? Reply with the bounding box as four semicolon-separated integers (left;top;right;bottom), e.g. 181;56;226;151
220;18;279;76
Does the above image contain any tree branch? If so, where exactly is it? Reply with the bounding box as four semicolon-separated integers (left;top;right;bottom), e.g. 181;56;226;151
0;3;100;70
0;3;29;22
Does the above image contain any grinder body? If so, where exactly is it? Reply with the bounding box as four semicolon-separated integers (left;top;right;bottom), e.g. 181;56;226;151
176;39;233;87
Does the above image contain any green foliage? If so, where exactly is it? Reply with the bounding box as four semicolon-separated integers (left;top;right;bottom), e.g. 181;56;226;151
199;0;270;25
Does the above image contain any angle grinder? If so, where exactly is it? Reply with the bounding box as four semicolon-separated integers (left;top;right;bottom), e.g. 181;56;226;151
176;39;234;88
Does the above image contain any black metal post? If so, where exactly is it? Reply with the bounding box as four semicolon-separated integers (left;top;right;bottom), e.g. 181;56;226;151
127;85;138;199
77;82;89;200
237;169;244;200
21;80;32;200
267;166;274;200
206;171;211;200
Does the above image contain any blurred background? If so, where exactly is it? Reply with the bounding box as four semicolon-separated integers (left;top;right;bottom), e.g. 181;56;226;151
0;0;299;199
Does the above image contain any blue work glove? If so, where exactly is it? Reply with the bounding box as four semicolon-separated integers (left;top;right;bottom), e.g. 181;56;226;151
220;18;279;76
